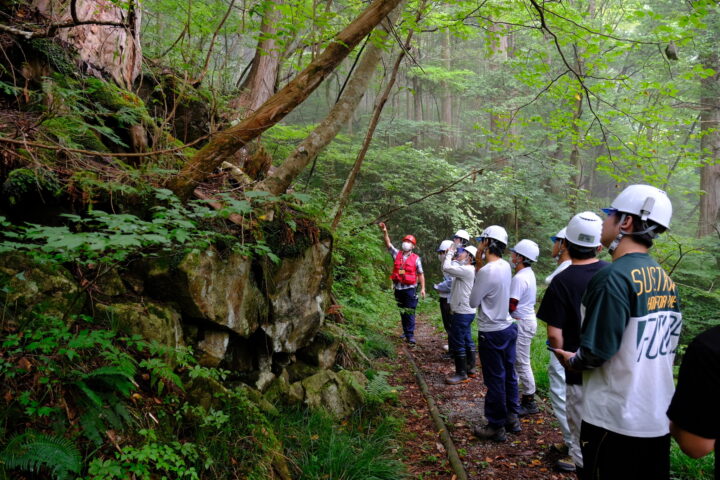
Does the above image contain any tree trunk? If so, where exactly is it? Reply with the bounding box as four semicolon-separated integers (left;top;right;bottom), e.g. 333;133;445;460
440;29;453;149
32;0;142;88
698;50;720;236
227;0;284;120
488;22;509;166
254;1;405;196
168;0;404;200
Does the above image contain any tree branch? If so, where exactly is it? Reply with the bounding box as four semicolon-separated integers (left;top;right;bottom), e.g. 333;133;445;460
362;168;485;229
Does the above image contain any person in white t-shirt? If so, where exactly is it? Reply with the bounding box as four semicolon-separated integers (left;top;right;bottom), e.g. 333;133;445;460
509;239;540;417
470;225;518;443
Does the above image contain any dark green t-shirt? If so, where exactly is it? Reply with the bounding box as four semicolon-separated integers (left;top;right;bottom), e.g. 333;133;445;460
579;252;682;437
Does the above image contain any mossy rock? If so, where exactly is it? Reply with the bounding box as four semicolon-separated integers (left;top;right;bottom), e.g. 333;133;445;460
301;369;367;419
1;168;63;206
95;300;184;349
84;77;151;125
41;116;109;152
0;252;85;320
286;361;319;382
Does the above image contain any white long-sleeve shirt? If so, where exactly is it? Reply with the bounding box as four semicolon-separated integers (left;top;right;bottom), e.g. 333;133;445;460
442;251;476;314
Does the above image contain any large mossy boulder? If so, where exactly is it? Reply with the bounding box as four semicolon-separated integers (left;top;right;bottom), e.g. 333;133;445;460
301;369;367;419
95;300;184;349
0;253;85;320
145;247;266;337
296;329;340;369
262;238;332;353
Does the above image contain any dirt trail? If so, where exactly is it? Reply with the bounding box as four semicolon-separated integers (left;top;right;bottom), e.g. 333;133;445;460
388;314;577;479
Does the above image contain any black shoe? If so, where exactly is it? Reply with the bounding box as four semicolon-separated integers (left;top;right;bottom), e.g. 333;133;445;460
555;456;576;472
518;395;540;416
473;424;507;442
505;414;521;433
518;401;539;416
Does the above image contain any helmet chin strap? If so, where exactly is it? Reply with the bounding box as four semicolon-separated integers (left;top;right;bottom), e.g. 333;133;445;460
608;213;662;255
607;213;627;255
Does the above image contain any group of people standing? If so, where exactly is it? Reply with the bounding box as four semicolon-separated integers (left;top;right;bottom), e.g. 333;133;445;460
381;221;541;443
380;184;719;479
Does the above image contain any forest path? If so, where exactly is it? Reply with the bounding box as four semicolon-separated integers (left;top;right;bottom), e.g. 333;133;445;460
389;313;577;479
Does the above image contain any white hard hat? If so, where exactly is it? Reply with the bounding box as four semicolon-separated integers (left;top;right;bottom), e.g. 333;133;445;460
604;184;672;229
476;225;508;245
453;229;470;242
550;227;567;243
437;240;454;252
566;211;603;247
464;245;478;258
510;239;539;262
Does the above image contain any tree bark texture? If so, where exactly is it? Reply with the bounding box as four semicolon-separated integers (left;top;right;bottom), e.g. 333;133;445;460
255;1;405;196
227;0;284;120
32;0;141;88
698;50;720;237
168;0;404;200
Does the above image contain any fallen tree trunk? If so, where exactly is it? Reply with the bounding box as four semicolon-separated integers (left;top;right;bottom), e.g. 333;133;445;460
168;0;404;201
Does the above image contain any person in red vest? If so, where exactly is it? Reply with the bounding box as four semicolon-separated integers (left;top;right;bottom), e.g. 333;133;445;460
379;222;426;344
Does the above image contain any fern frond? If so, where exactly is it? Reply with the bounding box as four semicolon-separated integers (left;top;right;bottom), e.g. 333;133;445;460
79;406;105;446
0;431;81;480
365;372;399;405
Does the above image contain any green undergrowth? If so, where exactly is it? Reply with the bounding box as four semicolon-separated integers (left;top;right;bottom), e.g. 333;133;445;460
0;311;286;479
671;439;715;480
275;407;408;480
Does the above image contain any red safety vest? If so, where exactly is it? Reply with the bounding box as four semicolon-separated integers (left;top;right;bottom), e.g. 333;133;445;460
390;251;419;285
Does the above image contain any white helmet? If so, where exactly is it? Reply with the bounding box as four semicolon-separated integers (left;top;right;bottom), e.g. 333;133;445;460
476;225;508;245
605;184;672;229
566;211;603;247
510;239;539;262
463;245;478;258
550;227;567;243
453;229;470;242
437;240;454;252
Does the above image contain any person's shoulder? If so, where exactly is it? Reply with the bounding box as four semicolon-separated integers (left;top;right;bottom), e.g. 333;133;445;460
690;325;720;355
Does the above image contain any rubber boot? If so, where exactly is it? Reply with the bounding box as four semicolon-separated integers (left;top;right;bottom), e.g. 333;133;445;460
466;351;478;377
518;394;540;416
505;413;522;433
445;356;469;384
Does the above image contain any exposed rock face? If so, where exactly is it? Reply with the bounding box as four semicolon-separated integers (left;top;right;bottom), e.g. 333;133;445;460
297;330;341;369
146;247;266;337
0;253;85;319
95;301;184;349
196;330;230;368
263;238;332;352
2;229;365;418
32;0;142;88
301;370;367;419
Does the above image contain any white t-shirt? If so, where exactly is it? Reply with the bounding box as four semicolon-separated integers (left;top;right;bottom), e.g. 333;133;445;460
510;266;536;320
545;260;571;285
469;258;513;332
